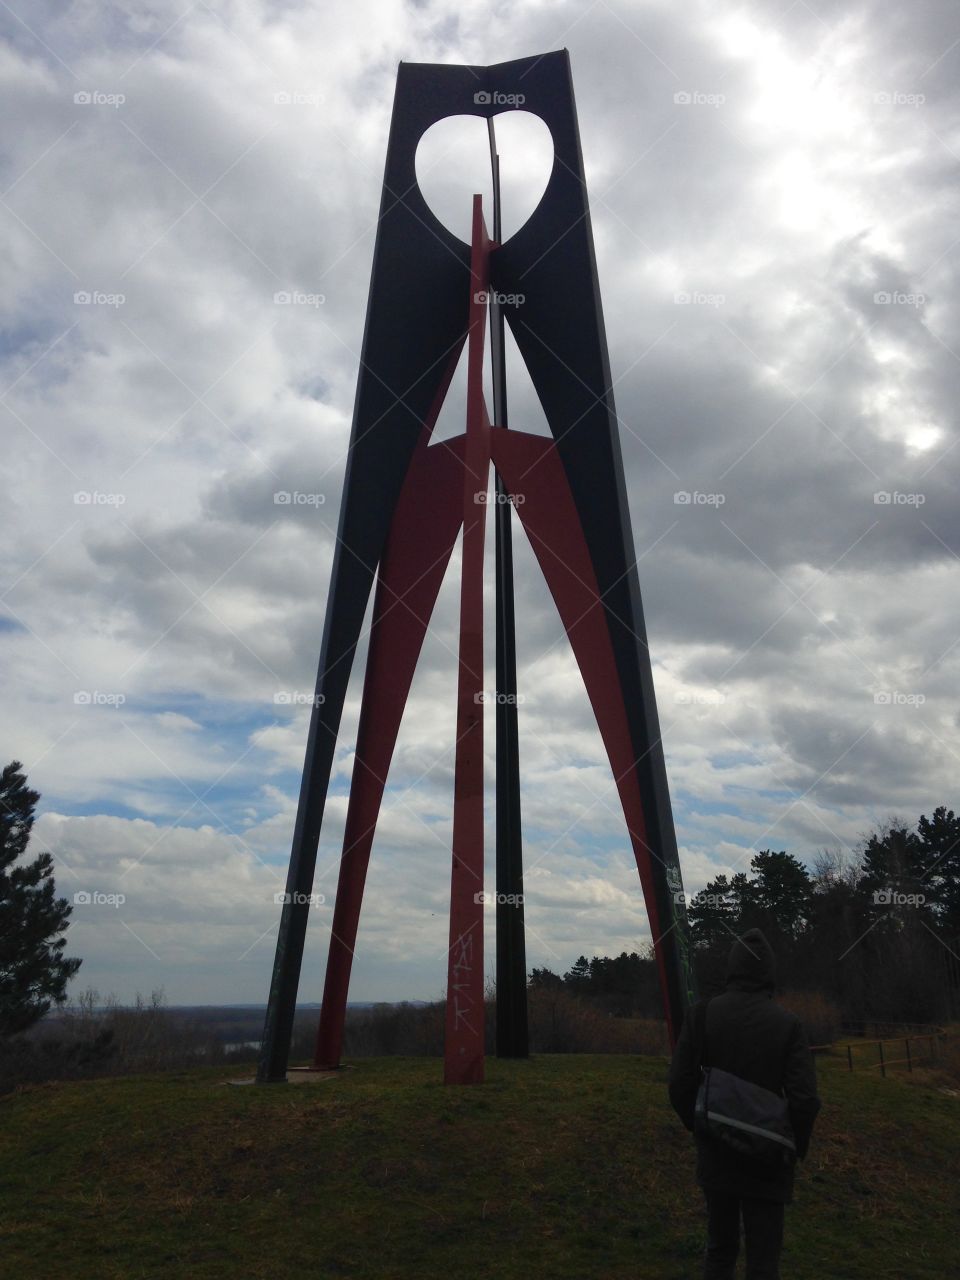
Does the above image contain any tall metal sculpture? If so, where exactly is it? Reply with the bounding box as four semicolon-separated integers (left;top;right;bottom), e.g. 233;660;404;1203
257;50;695;1086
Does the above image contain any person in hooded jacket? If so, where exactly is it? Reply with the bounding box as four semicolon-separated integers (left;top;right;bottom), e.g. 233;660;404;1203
668;927;821;1280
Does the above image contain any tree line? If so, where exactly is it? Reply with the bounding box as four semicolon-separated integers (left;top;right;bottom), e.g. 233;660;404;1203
3;748;957;1079
529;812;960;1028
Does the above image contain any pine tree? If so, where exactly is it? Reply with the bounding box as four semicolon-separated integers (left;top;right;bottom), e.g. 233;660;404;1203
915;808;960;936
748;850;815;941
563;955;591;992
0;761;81;1037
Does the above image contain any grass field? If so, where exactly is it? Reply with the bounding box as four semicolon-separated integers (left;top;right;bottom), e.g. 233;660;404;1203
1;1051;958;1279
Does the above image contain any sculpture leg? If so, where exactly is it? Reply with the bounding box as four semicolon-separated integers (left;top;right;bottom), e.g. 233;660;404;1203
444;197;492;1084
314;430;467;1068
491;429;679;1043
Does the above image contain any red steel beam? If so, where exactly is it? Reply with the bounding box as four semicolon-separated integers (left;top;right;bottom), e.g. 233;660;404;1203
490;429;677;1045
444;196;493;1084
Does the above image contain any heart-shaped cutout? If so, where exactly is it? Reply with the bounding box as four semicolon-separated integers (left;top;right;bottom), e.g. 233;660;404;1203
415;111;554;245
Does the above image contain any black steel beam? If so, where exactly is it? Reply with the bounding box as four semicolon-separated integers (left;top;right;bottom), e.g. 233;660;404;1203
489;121;529;1059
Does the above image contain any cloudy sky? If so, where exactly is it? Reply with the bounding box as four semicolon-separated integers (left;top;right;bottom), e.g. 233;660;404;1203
2;0;959;1007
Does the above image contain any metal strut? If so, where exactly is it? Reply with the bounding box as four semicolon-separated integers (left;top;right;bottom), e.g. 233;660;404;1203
488;119;529;1059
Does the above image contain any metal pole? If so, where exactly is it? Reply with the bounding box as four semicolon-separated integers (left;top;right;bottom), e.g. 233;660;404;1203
488;119;528;1059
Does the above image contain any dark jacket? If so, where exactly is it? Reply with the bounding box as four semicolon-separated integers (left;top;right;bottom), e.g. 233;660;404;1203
668;928;821;1203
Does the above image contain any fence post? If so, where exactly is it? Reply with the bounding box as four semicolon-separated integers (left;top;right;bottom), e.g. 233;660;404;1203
879;1040;885;1078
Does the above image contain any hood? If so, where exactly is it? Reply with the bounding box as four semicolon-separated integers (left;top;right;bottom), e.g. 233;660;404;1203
725;927;776;993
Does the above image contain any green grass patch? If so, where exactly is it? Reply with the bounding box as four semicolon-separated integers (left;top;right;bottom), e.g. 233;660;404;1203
1;1053;957;1278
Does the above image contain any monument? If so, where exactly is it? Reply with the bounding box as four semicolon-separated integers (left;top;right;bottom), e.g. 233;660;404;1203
257;51;696;1085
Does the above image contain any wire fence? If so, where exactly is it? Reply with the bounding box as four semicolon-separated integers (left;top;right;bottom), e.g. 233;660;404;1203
815;1026;949;1077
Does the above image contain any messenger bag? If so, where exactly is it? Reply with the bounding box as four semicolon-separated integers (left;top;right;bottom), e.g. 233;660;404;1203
693;998;797;1167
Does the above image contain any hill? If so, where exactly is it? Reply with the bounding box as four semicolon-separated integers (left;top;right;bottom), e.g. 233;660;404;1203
1;1052;958;1278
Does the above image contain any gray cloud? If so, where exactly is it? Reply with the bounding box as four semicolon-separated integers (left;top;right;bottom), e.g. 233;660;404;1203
3;0;960;1001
